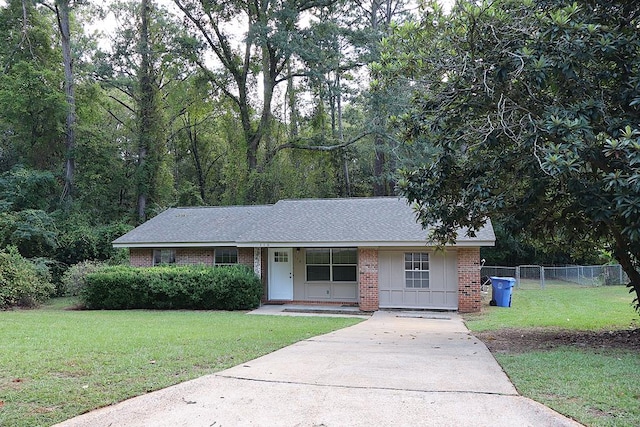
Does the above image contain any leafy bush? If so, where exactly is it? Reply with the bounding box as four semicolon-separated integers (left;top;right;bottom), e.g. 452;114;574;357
82;265;262;310
55;219;133;266
0;167;59;259
0;166;57;212
0;209;58;258
0;246;55;309
60;260;106;296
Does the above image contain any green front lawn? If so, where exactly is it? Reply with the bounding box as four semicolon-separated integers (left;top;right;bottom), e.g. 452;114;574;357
465;285;640;427
499;349;640;427
468;284;638;331
0;299;362;427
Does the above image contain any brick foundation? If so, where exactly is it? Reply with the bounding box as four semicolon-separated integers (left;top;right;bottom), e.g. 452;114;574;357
457;247;482;313
358;248;379;311
265;300;359;307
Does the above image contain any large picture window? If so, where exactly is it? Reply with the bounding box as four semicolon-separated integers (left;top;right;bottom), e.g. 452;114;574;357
405;252;429;288
306;248;357;282
153;249;176;266
215;248;238;265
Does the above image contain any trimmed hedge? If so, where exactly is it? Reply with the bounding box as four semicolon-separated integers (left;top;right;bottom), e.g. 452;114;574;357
82;265;262;310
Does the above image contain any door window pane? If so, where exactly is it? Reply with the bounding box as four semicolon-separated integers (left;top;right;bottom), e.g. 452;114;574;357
274;251;288;262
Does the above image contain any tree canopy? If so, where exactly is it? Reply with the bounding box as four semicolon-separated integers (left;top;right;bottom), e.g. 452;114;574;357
0;0;637;303
0;0;412;273
378;0;640;308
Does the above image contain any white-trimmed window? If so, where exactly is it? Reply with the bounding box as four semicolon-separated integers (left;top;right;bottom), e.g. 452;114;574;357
306;248;357;282
405;252;429;288
215;248;238;265
153;249;176;266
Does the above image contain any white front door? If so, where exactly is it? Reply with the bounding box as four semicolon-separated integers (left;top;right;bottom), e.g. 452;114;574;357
268;248;293;300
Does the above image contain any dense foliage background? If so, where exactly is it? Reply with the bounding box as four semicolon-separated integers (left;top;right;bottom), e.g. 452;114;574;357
0;0;417;296
0;0;637;307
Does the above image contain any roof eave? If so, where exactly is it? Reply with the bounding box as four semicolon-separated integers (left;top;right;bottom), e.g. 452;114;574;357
115;239;495;249
236;239;495;248
112;241;237;248
452;239;495;247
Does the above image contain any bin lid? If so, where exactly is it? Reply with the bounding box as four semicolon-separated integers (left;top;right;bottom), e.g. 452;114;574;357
490;276;516;287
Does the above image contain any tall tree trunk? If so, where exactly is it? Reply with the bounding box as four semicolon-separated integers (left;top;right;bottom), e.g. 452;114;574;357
55;0;75;202
370;0;396;196
253;47;276;171
137;0;153;222
335;73;351;196
185;115;206;201
342;151;351;197
286;61;298;138
611;227;640;310
372;134;387;195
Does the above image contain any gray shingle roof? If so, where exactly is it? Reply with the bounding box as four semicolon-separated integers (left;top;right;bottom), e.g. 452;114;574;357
112;205;271;246
113;197;495;247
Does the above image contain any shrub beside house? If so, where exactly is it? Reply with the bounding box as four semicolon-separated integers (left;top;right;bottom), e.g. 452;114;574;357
82;264;261;310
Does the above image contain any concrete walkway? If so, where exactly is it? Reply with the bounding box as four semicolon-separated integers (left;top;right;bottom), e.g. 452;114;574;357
55;311;582;427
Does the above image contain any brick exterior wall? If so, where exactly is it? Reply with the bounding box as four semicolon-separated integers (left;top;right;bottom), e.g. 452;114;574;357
176;248;214;265
457;247;482;313
238;247;254;268
129;248;251;267
358;248;379;311
130;248;153;267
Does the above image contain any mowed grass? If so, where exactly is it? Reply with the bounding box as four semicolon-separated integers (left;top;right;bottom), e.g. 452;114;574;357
467;284;638;331
498;349;640;427
464;285;640;427
0;299;362;427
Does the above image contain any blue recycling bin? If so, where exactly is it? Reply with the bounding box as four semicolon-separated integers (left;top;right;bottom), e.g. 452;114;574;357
490;277;515;307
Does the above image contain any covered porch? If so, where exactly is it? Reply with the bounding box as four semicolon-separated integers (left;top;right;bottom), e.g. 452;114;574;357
253;246;370;308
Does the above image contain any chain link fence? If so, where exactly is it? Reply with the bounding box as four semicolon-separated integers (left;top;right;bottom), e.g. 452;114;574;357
481;264;630;289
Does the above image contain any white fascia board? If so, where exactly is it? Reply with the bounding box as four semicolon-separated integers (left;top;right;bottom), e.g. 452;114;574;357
115;239;495;249
112;242;236;248
236;240;495;248
452;240;495;247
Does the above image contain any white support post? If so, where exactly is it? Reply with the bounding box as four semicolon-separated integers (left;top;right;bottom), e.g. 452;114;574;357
253;247;262;278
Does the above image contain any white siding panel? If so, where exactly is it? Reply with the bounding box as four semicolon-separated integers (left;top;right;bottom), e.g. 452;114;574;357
305;283;331;300
333;283;358;299
379;249;458;310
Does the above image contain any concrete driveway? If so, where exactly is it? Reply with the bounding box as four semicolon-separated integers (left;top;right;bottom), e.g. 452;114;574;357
55;311;581;427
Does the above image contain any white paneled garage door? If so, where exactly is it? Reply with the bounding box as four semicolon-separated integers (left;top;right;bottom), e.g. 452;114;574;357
378;249;458;310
